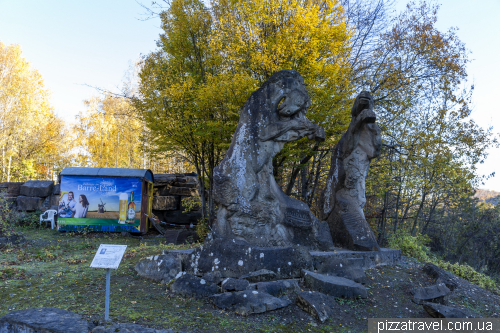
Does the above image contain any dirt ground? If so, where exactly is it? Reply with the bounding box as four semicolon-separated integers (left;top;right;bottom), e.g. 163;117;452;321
1;228;499;333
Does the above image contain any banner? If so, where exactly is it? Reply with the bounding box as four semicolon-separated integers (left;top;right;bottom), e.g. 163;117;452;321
58;176;142;232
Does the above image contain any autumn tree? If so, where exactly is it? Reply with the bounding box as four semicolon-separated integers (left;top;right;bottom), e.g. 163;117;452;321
0;42;70;182
134;0;353;223
358;2;497;245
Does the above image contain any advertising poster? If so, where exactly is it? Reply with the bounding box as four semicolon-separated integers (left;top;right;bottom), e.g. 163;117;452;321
58;176;142;232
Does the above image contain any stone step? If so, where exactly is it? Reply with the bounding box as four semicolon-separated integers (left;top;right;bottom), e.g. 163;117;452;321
310;248;401;270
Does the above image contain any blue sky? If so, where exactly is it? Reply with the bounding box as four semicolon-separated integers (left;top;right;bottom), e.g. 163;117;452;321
1;0;499;190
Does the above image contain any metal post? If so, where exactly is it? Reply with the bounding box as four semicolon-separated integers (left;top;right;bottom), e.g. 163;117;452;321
105;268;110;321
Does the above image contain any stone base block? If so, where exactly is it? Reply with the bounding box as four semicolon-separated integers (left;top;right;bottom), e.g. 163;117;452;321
310;248;401;270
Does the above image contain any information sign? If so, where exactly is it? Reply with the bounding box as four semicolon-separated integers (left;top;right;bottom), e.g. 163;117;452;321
90;244;127;269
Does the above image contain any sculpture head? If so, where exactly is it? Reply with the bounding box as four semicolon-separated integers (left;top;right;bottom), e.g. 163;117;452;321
277;89;310;118
351;91;374;117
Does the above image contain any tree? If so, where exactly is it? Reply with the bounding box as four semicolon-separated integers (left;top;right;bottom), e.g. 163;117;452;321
135;0;353;223
0;42;69;182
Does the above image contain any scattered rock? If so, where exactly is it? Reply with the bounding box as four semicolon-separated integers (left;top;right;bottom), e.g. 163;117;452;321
412;283;451;305
16;196;44;211
20;180;54;198
221;278;250;292
163;248;196;269
423;263;459;291
296;291;336;322
240;269;277;282
302;269;367;299
422;302;480;318
153;196;179;211
170;273;218;298
317;258;367;284
135;254;182;284
0;308;91;333
92;323;176;333
209;290;291;316
186;237;313;279
250;279;300;297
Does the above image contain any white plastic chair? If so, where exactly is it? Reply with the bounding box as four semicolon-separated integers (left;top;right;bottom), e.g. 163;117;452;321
40;210;57;229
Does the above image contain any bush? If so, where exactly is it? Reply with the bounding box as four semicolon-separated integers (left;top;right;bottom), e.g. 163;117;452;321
16;210;44;229
388;230;433;262
437;261;499;293
389;230;500;294
195;218;209;242
0;191;17;237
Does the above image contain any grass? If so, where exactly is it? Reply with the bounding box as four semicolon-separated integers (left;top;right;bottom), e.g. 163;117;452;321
1;227;499;332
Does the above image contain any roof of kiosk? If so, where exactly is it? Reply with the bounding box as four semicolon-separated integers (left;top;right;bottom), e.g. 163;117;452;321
59;167;154;183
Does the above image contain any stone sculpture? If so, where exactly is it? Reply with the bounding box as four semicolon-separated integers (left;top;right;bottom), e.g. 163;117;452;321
213;70;332;249
319;91;382;251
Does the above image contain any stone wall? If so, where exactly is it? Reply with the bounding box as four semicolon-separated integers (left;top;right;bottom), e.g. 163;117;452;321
1;173;202;226
0;180;59;212
152;173;202;226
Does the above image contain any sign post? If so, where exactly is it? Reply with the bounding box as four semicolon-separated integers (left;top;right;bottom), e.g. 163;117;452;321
90;244;127;321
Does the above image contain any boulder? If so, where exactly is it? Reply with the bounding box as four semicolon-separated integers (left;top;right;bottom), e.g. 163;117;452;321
0;182;22;197
20;180;54;198
52;183;60;195
240;269;277;283
163;248;197;269
221;278;250;292
422;302;480;318
250;279;300;297
16;196;43;211
302;269;367;299
209;290;291;316
0;308;90;333
296;291;336;322
154;210;201;226
168;187;198;197
92;323;176;333
317;258;367;284
153;186;173;197
154;174;177;186
153;196;179;211
423;263;459;291
202;271;222;285
186;237;313;279
135;254;182;284
170;273;218;298
174;181;198;188
412;283;451;305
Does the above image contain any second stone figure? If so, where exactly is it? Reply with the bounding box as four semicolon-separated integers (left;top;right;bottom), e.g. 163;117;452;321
319;91;382;251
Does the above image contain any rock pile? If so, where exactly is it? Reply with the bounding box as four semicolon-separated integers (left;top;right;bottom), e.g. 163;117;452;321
152;173;201;227
0;180;59;212
410;262;480;318
134;237;375;321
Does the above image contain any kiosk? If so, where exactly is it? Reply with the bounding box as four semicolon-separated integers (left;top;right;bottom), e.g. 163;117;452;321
57;167;154;233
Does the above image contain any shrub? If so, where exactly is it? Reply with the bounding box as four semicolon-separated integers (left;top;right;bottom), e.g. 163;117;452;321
195;218;209;242
0;191;17;237
16;210;44;229
389;230;500;294
388;230;433;262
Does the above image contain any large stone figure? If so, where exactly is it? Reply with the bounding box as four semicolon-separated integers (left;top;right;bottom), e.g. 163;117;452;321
319;91;382;251
213;70;332;249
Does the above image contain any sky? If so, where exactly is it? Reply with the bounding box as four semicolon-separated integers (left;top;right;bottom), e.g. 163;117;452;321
1;0;499;190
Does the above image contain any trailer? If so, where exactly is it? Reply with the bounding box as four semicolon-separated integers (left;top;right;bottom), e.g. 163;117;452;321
57;167;154;233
